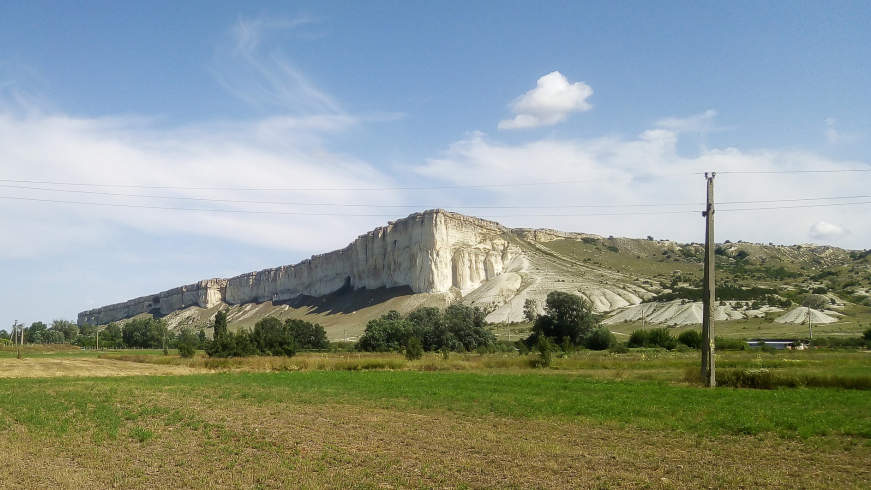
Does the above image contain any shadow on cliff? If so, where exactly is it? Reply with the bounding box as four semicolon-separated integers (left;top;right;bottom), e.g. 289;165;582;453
277;284;417;316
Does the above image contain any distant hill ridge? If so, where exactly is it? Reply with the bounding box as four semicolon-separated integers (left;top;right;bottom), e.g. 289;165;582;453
78;209;866;334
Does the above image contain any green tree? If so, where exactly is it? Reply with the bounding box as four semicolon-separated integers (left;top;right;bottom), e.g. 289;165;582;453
0;330;9;341
356;311;411;352
51;320;79;342
206;329;259;358
251;317;296;356
25;322;48;344
284;319;328;350
177;327;198;358
213;310;228;340
529;292;598;346
101;323;124;348
122;318;166;348
408;307;463;352
585;327;615;350
801;294;829;310
45;330;65;344
523;298;538;322
442;304;493;352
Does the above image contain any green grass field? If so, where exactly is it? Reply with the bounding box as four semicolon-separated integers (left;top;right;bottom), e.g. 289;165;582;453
0;347;869;488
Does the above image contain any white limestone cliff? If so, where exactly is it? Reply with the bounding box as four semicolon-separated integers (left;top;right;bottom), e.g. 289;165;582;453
78;210;520;325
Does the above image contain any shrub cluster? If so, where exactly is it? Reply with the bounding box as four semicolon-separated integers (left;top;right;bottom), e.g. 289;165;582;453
357;304;495;353
627;328;678;349
525;291;613;350
206;316;328;358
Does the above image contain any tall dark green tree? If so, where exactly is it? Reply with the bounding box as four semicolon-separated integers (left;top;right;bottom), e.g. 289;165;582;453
213;310;228;339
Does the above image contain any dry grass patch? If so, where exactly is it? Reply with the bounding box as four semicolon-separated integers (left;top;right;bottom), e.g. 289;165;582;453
0;357;204;378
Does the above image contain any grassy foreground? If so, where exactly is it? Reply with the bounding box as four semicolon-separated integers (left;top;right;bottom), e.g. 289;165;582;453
0;368;869;488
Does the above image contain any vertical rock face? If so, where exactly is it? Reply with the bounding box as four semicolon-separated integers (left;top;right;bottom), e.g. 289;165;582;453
77;210;520;325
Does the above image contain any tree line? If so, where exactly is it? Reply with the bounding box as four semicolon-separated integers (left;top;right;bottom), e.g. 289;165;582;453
205;311;329;358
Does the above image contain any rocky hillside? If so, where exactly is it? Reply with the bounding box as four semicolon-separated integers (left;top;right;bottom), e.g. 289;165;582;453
78;209;871;338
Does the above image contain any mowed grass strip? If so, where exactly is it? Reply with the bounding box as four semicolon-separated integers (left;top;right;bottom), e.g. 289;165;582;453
2;371;869;440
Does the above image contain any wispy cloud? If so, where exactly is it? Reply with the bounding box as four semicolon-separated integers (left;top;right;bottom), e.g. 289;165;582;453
824;117;861;145
498;71;593;130
656;109;720;134
214;16;343;116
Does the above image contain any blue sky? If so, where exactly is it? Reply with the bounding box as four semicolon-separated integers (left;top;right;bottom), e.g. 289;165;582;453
1;1;869;327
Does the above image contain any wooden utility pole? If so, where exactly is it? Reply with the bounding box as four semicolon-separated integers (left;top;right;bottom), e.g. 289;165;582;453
807;308;813;344
701;172;716;387
13;320;21;359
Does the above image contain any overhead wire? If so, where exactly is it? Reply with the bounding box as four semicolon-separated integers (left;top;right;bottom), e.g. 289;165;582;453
2;194;871;218
1;183;870;209
0;173;694;192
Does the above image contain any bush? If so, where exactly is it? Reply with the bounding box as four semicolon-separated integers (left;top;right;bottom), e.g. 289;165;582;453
585;327;615;350
678;330;702;349
715;337;747;350
405;336;423;360
608;343;629;354
627;328;678;349
532;336;554;368
177;328;198;358
811;336;866;348
863;327;871;343
646;328;677;350
627;330;648;348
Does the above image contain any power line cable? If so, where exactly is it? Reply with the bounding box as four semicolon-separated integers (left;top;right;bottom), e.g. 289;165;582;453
3;183;870;209
0;173;695;192
719;201;871;212
0;195;700;217
715;169;871;175
3;194;871;217
0;183;702;208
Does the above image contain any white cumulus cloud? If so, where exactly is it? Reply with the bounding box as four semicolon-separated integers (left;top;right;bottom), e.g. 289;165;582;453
498;71;593;130
809;221;849;241
416;116;870;249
